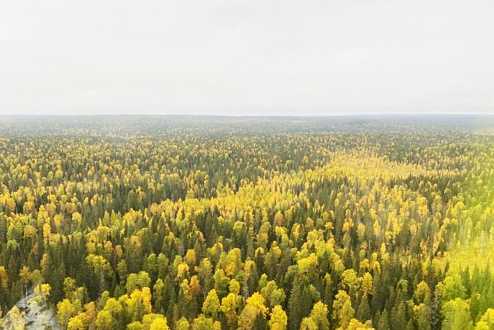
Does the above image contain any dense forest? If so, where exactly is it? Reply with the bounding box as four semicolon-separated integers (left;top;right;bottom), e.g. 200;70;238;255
1;115;494;329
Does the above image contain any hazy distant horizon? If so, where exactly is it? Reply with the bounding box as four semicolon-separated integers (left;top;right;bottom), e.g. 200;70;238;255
1;112;494;117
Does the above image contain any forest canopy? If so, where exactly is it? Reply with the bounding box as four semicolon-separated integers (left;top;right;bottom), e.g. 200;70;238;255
1;115;494;329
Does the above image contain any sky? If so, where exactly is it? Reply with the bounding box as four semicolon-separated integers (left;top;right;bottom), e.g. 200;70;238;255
0;0;493;116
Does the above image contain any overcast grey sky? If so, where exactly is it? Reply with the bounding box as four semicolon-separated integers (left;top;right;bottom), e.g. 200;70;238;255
0;1;493;116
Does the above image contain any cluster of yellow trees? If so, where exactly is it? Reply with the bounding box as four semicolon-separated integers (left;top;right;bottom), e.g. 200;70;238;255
0;118;494;329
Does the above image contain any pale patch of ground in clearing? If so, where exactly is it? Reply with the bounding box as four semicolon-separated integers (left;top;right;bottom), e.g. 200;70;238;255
0;290;61;330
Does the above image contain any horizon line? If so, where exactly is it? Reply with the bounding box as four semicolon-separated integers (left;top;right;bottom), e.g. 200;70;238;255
1;112;494;118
